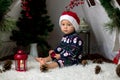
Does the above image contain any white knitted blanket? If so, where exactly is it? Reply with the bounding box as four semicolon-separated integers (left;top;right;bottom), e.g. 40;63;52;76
0;55;119;80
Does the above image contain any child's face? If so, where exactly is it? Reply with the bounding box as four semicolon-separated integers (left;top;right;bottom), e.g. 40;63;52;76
60;20;75;34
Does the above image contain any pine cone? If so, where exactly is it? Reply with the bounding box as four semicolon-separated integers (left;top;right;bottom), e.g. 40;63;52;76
81;60;88;66
116;64;120;77
95;65;101;74
93;59;97;63
3;60;12;71
40;64;48;72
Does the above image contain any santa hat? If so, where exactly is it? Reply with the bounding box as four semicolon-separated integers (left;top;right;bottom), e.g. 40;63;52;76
59;11;80;32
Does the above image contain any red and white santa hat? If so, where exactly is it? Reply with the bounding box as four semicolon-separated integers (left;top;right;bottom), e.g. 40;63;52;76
59;11;80;32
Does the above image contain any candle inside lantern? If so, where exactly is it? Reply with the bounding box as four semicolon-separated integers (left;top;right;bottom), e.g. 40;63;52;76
20;60;24;69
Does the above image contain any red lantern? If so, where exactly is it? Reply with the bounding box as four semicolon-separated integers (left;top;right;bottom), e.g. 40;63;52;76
14;50;28;72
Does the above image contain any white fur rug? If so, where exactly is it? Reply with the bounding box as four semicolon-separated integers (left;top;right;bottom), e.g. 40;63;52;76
0;55;120;80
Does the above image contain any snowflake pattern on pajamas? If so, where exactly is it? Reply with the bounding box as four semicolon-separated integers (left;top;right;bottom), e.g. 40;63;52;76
54;32;83;67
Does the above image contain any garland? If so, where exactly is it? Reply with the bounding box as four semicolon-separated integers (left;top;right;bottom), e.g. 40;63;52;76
65;0;84;11
100;0;120;33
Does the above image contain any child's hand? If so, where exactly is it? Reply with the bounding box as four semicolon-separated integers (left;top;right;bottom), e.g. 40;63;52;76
49;50;60;59
54;54;60;59
49;50;54;55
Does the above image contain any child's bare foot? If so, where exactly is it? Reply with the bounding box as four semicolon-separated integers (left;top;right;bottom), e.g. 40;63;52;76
35;58;46;65
35;57;42;62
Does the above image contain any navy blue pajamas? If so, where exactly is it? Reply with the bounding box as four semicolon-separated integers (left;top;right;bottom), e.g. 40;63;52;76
53;32;83;67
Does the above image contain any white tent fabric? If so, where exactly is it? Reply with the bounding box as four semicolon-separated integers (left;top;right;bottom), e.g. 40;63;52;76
112;28;120;51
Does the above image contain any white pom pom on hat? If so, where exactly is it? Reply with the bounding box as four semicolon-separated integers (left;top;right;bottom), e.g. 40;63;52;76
59;11;80;32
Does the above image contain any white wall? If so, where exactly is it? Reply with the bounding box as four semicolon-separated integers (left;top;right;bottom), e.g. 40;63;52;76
46;0;120;60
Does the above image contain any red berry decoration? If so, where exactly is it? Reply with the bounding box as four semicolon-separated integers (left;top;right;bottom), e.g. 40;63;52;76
65;0;84;11
50;52;56;58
